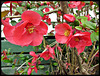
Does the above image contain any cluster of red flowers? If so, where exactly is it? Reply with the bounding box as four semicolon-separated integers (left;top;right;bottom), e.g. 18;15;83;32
68;1;85;10
55;22;92;55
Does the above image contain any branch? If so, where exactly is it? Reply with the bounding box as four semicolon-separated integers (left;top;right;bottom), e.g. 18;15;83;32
6;7;61;18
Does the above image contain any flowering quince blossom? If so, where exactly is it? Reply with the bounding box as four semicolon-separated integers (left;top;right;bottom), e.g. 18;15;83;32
67;32;92;55
29;51;40;63
27;61;41;75
68;1;85;10
95;52;99;57
55;23;72;44
40;45;55;60
1;10;48;46
2;50;8;60
63;14;76;22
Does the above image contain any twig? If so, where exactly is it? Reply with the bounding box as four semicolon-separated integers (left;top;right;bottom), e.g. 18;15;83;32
87;41;96;65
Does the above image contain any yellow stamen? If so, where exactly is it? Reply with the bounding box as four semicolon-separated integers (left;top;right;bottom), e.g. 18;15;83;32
64;30;70;37
74;38;80;41
26;24;35;34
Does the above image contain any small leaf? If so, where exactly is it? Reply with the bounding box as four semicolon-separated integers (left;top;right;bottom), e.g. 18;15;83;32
19;54;24;57
10;20;17;26
12;65;15;69
16;7;23;14
39;5;48;10
1;10;10;19
77;16;88;20
53;62;58;66
39;65;44;69
75;26;82;30
3;59;11;63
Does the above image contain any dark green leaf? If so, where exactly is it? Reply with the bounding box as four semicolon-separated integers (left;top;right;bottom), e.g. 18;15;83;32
11;20;17;26
3;59;11;63
16;7;23;14
75;26;82;30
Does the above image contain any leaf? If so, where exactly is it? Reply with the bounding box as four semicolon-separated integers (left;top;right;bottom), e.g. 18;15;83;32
53;62;58;66
39;5;48;10
19;54;24;57
30;9;44;17
3;59;11;63
12;65;15;69
16;7;23;14
75;26;82;30
1;10;10;19
39;65;44;69
85;21;96;29
90;31;99;42
10;20;17;26
77;16;88;20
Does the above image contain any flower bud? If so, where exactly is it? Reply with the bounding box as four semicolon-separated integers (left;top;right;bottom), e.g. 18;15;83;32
63;14;76;22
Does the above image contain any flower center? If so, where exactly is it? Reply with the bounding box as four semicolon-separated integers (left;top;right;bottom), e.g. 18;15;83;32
26;23;35;34
64;30;70;37
74;37;80;41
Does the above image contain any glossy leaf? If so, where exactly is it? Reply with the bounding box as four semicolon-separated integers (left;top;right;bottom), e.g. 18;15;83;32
39;5;48;10
90;31;99;41
85;21;96;29
16;7;23;14
75;26;82;30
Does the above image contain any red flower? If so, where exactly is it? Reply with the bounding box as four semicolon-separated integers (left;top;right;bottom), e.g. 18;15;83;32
2;10;48;46
29;51;39;63
27;61;39;75
85;14;91;21
90;1;93;6
40;45;55;60
77;1;85;10
2;50;8;60
46;18;51;25
63;14;76;22
55;23;72;44
68;1;85;10
68;1;81;8
4;1;22;4
67;32;92;55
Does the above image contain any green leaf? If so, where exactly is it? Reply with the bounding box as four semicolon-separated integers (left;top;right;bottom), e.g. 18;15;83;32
16;7;23;14
30;9;44;17
75;26;82;30
77;16;88;20
3;59;11;63
53;62;58;66
39;65;44;69
19;54;24;57
90;31;99;42
12;65;15;69
10;20;17;26
85;21;96;29
39;5;48;10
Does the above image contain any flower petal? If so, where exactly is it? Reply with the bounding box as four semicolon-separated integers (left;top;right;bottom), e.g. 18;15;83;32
55;33;68;44
35;21;48;35
29;31;43;46
55;23;71;35
21;10;41;26
29;51;37;57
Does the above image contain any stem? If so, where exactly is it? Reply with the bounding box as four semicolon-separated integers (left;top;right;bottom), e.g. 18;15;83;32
6;7;61;18
87;41;96;64
74;49;90;75
16;41;57;71
70;48;74;75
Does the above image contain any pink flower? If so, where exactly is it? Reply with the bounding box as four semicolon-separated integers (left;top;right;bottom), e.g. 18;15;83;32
29;51;40;63
40;45;55;60
68;1;81;8
2;10;48;46
77;1;85;10
55;23;72;44
85;14;91;21
67;32;92;55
